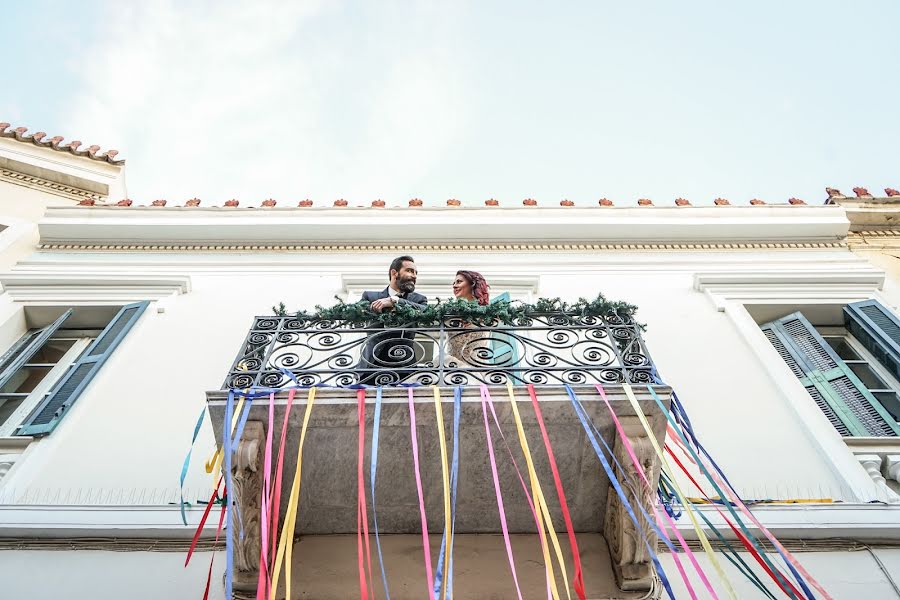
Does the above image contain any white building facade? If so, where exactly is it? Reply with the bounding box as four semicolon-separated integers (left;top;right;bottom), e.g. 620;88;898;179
1;124;900;599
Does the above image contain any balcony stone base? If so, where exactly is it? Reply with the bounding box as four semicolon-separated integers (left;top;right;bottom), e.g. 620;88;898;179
209;384;670;597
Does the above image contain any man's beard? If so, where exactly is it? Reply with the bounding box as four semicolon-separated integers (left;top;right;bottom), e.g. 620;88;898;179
397;276;416;293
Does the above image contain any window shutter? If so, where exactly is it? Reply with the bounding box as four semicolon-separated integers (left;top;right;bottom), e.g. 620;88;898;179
0;309;73;390
16;302;148;436
489;292;519;368
762;311;900;437
845;300;900;383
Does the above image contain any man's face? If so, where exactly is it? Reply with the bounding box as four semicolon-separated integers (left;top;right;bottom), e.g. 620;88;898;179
392;260;418;293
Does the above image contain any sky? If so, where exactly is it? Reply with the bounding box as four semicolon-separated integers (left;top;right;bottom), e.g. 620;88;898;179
3;0;900;206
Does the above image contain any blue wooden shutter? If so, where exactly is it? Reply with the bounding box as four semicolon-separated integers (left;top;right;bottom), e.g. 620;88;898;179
762;311;900;437
0;309;73;390
17;302;148;436
844;300;900;383
489;292;519;368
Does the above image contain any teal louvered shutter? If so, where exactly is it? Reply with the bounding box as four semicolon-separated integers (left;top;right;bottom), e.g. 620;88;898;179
17;302;148;436
762;311;900;437
489;292;519;367
0;309;73;390
844;300;900;383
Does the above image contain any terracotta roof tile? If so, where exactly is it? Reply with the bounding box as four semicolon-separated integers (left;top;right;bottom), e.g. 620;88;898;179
675;198;691;206
885;188;900;198
0;122;124;165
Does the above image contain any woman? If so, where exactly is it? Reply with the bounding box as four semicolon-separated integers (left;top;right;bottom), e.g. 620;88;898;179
446;270;491;367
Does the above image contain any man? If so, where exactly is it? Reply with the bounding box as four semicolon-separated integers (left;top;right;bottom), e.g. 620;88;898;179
357;256;428;384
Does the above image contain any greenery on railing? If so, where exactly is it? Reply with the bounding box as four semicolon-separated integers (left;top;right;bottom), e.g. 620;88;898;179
272;293;641;328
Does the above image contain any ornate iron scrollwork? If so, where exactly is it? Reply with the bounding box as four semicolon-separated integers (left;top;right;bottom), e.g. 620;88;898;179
223;310;656;389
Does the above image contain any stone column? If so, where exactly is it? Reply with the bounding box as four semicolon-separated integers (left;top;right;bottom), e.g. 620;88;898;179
230;421;264;597
604;416;661;593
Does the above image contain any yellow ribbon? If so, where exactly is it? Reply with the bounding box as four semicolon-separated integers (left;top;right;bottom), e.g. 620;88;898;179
505;383;568;600
205;395;247;477
621;384;738;600
433;386;453;600
270;387;317;600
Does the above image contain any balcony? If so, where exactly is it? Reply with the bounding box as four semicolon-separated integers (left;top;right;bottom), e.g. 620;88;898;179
223;308;656;388
208;308;671;599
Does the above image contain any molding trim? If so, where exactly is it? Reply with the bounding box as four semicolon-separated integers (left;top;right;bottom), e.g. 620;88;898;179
36;205;851;248
694;269;885;311
0;505;219;539
0;272;192;302
36;241;850;253
0;168;99;202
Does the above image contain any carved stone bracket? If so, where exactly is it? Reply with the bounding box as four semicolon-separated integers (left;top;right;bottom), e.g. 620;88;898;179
604;417;661;594
230;421;264;596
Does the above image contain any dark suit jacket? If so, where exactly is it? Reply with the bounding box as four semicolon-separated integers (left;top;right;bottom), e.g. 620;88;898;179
360;287;428;310
357;287;428;384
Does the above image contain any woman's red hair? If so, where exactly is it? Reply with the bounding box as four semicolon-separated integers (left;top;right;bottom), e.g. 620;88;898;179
457;270;490;305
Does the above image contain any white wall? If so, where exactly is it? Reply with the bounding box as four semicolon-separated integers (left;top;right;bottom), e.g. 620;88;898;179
1;248;877;505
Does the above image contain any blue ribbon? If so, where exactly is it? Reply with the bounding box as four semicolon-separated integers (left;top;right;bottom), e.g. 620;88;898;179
564;385;677;600
228;396;254;541
371;387;391;600
179;407;207;526
433;386;461;599
223;389;235;600
646;386;810;600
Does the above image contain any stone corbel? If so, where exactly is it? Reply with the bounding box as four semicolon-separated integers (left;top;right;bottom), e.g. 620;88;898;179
604;416;661;594
230;421;264;597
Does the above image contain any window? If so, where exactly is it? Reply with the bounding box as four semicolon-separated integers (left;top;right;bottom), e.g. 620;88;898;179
0;302;148;437
762;300;900;438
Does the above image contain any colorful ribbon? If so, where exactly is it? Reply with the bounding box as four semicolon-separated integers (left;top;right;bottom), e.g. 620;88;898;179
432;386;452;600
563;385;676;600
357;388;374;600
479;385;524;600
371;387;391;599
595;384;712;600
527;384;586;600
482;386;554;599
433;386;461;600
644;386;821;600
180;406;207;526
505;383;570;600
408;387;437;600
270;388;317;600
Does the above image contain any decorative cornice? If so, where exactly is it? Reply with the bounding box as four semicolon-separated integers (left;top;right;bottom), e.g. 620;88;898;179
0;168;101;201
0;272;191;302
35;241;849;252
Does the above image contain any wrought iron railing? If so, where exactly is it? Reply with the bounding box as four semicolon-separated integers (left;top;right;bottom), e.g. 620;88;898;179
223;311;656;389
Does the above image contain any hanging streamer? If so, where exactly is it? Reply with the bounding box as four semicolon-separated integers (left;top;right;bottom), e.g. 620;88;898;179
408;387;437;600
595;384;714;600
371;387;392;600
611;384;742;600
256;393;276;600
267;388;297;591
563;385;677;600
504;383;570;600
223;390;235;600
481;386;555;600
180;407;208;526
432;386;452;600
527;384;587;600
643;386;820;600
357;388;374;600
479;385;524;600
270;387;317;600
433;386;462;600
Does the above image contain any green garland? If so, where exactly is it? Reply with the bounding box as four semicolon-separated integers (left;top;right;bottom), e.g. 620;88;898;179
272;293;642;329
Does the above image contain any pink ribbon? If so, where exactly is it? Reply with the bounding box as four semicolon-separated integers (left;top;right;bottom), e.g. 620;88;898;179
595;384;712;599
480;386;524;600
409;388;437;600
256;392;276;599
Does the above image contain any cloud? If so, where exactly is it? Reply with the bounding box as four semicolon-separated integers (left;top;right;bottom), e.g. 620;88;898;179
64;0;466;205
